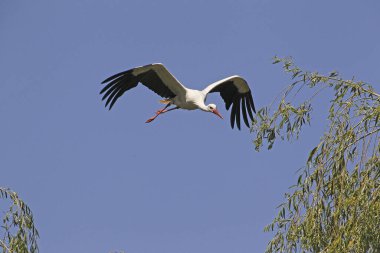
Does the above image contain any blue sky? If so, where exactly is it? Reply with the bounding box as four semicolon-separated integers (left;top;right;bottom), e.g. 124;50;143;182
1;1;379;252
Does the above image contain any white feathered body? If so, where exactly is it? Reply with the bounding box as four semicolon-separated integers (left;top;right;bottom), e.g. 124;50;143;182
172;88;207;111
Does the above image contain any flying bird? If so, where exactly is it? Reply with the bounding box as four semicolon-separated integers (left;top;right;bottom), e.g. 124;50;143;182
100;63;256;129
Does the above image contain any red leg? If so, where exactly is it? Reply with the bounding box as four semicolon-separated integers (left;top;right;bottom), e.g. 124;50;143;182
158;107;178;114
145;104;171;123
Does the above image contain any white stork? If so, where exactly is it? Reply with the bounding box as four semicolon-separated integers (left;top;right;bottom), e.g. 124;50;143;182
100;63;256;129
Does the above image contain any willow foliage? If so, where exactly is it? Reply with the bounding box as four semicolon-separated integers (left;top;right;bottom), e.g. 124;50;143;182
0;188;39;253
253;57;380;252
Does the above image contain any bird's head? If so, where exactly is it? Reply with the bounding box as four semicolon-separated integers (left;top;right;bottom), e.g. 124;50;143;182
207;104;223;119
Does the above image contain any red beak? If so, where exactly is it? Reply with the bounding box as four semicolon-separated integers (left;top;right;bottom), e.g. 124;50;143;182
212;109;223;119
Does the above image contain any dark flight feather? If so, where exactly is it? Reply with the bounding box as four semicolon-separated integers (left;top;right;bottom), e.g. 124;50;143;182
100;65;176;110
209;81;255;130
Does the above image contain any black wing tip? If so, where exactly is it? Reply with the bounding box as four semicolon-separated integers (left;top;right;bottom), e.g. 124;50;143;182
101;76;114;84
236;99;241;130
99;87;108;95
230;103;236;129
231;95;254;130
241;98;249;128
101;69;133;84
100;70;135;109
249;92;256;113
103;102;112;110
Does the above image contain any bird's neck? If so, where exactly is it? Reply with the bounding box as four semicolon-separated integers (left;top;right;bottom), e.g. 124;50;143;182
199;103;209;112
189;90;208;111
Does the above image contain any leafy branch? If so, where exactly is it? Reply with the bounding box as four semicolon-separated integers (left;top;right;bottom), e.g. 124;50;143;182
252;57;380;252
0;187;39;253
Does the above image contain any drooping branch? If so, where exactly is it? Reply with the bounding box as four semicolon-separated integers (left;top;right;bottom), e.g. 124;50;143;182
0;187;39;253
254;57;380;253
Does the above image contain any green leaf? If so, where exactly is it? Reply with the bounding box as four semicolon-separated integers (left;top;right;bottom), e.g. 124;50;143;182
308;146;318;163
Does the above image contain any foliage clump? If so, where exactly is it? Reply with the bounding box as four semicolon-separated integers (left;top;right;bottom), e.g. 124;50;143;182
253;57;380;253
0;188;39;253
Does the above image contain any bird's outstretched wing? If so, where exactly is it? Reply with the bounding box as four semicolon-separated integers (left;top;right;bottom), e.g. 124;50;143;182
203;76;256;130
100;63;186;110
